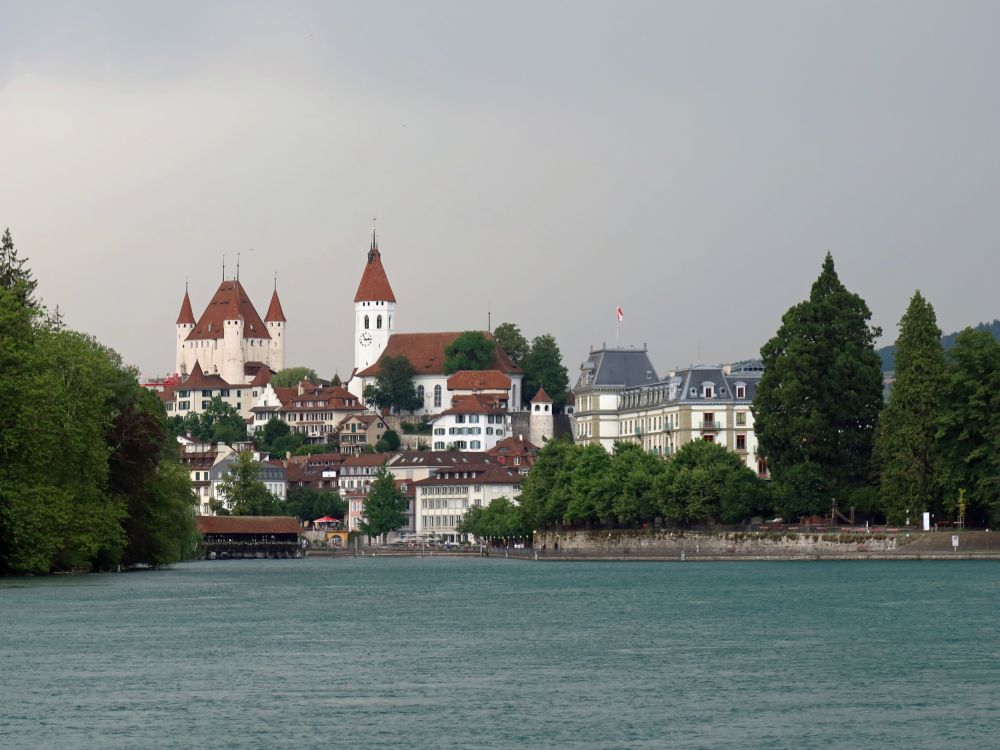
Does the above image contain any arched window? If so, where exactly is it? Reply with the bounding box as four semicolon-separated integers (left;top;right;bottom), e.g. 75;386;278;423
417;385;425;403
388;315;392;330
364;315;370;330
377;315;383;329
434;385;442;408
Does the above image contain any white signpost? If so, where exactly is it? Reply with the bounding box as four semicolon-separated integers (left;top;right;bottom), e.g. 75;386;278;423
952;535;960;550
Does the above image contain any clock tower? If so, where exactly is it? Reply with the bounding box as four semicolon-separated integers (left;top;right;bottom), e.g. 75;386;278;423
353;226;396;377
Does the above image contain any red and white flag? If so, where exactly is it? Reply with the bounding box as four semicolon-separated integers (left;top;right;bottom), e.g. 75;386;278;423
616;306;624;322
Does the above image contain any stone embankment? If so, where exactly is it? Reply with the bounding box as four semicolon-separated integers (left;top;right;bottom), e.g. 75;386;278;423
532;529;1000;561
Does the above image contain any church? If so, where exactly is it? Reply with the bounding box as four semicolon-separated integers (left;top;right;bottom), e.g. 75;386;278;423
346;231;524;415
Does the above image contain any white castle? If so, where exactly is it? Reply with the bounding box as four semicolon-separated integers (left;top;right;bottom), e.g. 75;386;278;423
175;279;286;385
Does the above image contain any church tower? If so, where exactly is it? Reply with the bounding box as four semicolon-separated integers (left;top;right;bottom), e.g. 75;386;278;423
353;227;396;375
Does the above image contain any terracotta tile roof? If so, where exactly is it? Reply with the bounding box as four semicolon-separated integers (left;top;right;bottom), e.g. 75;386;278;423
565;391;575;405
357;331;522;377
285;385;363;412
264;289;286;322
176;290;196;325
487;436;539;457
182;361;243;389
186;280;271;341
195;516;301;534
341;453;395;467
354;245;396;303
447;370;512;391
531;387;553;403
437;394;508;416
391;451;493;466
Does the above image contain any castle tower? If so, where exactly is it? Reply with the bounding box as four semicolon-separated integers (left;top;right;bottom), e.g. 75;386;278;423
264;286;287;372
175;285;196;376
221;287;245;385
353;227;396;375
529;387;554;446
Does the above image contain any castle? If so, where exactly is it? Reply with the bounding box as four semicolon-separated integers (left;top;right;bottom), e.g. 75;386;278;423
175;279;286;385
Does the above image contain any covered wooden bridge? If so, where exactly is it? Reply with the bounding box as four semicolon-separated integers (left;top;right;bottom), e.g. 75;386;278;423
196;516;304;559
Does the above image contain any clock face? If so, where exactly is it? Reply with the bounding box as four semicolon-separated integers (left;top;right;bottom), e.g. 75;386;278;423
359;331;373;346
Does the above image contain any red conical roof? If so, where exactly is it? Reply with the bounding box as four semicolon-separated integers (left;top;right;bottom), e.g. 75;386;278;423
354;241;396;303
176;289;196;325
265;289;286;322
532;387;553;403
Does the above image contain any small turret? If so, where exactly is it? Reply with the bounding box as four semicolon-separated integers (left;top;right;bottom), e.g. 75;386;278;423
265;286;286;371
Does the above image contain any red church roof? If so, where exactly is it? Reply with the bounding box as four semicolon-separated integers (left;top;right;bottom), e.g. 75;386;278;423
176;289;196;325
186;280;271;341
447;370;512;391
354;241;396;303
264;289;286;322
357;332;522;378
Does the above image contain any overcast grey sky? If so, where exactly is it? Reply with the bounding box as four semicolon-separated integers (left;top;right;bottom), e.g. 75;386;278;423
2;1;998;379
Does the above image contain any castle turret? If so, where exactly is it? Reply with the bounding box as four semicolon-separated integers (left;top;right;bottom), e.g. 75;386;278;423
221;286;245;385
264;286;287;372
175;286;196;376
529;387;554;446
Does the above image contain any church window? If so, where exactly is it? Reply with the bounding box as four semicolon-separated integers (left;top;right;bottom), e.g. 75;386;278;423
388;315;392;329
364;315;370;330
417;385;425;402
434;385;442;408
377;315;383;329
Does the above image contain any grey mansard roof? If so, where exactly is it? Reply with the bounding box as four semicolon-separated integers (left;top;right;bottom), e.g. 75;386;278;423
575;347;659;390
616;362;764;411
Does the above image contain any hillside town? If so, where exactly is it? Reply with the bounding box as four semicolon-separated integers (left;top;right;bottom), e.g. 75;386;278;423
146;229;766;545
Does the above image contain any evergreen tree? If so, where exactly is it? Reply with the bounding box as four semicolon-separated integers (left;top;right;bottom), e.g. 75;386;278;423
0;228;38;308
753;253;883;513
874;291;945;523
936;329;1000;526
522;334;570;410
359;464;408;541
493;322;530;366
271;367;319;388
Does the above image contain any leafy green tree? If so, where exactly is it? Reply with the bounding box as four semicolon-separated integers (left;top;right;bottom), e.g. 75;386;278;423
271;367;319;388
874;291;946;523
518;439;579;529
493;322;530;366
936;329;1000;526
564;443;614;524
444;331;494;374
285;487;347;522
522;333;570;410
609;442;666;525
753;253;883;513
359;464;408;541
382;429;401;450
457;497;530;543
257;417;291;451
217;451;284;516
363;355;422;412
656;440;768;524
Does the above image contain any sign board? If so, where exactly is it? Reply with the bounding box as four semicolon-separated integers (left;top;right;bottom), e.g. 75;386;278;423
952;535;959;549
922;512;931;531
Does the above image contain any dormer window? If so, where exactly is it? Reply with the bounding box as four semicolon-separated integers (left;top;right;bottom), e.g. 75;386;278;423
735;384;747;399
702;382;715;398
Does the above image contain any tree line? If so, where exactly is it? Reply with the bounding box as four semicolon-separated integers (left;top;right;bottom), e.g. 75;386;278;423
1;229;199;574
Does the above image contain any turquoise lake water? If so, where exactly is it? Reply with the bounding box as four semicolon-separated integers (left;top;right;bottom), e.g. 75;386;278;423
2;558;998;749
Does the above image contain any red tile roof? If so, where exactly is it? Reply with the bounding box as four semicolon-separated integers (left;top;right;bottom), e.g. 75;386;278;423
176;290;196;325
356;331;522;377
187;280;271;341
182;361;239;389
438;394;508;416
532;387;553;403
264;289;286;322
354;245;396;303
447;370;512;391
487;436;539;458
195;516;301;534
412;466;522;486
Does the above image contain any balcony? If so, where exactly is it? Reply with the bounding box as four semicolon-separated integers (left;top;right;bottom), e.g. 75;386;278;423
700;420;719;430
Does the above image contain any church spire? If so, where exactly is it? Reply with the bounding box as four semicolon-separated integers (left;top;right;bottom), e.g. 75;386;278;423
355;224;396;302
176;284;196;325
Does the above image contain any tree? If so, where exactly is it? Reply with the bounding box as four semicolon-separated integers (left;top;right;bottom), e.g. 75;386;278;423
457;497;530;543
217;451;283;516
564;443;614;524
609;442;665;525
257;417;291;451
0;228;38;308
518;439;579;529
363;355;422;412
753;253;883;513
199;397;248;444
444;331;494;374
656;440;768;524
381;429;401;451
359;464;408;541
330;373;343;387
271;367;319;388
874;291;946;524
493;322;530;366
522;334;570;410
285;487;346;523
936;329;1000;526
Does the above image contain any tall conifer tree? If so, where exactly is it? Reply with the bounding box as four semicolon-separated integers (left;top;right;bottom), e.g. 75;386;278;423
753;253;883;513
874;291;945;523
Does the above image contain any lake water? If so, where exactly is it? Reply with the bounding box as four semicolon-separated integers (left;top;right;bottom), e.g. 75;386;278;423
2;557;997;749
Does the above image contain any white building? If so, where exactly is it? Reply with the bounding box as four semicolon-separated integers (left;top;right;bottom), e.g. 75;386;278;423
412;465;523;543
429;394;511;452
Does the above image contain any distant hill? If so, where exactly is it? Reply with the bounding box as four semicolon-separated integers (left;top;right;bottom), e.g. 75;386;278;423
878;319;1000;372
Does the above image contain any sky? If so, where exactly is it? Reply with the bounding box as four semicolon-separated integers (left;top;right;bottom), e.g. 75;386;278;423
2;0;999;380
